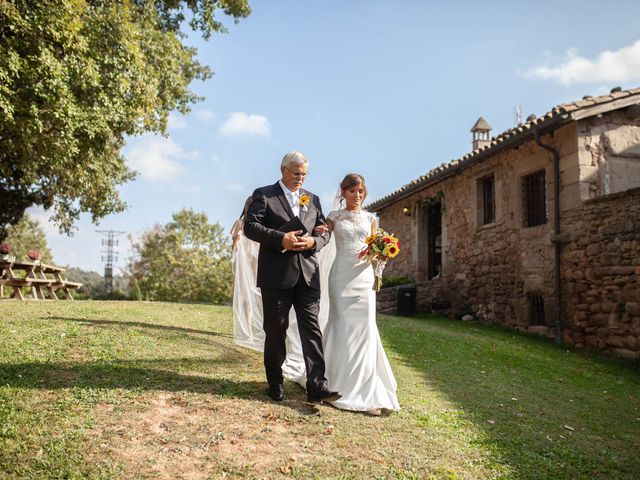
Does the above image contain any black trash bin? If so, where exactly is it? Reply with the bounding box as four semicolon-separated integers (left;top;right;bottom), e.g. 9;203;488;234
397;285;417;316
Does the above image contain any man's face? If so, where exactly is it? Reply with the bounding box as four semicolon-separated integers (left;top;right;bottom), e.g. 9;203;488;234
280;162;308;192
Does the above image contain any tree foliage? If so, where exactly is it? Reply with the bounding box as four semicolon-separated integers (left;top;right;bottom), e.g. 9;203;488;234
128;209;232;303
66;267;130;299
0;0;250;240
3;213;54;263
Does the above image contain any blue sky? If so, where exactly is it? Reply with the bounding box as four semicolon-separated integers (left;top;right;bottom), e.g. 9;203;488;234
37;0;640;273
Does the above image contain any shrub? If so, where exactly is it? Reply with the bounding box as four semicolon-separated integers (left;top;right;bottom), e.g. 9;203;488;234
382;275;414;288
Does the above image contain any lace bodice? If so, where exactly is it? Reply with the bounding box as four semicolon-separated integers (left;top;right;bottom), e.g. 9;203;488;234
327;209;376;260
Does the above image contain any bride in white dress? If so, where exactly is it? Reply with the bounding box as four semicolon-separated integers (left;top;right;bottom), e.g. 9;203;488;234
319;174;400;415
231;174;399;415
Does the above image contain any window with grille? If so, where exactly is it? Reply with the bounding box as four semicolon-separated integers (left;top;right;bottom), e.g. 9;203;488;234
527;294;546;326
481;175;495;225
522;170;547;227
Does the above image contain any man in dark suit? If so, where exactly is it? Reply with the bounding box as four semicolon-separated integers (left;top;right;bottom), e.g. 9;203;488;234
244;151;340;403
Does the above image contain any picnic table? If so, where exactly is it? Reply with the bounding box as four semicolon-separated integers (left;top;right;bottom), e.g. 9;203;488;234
0;260;82;300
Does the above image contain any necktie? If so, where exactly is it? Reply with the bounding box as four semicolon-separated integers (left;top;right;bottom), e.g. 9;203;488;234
288;192;299;215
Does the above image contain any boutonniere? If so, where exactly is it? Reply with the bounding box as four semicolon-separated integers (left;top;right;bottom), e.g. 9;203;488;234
299;193;311;212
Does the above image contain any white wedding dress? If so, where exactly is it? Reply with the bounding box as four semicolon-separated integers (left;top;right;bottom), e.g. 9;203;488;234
323;209;400;412
231;209;399;412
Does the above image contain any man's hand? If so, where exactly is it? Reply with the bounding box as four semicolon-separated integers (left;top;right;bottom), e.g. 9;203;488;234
282;231;316;251
282;230;303;250
292;235;316;251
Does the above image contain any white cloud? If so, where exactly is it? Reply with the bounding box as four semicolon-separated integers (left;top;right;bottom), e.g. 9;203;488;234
125;135;187;183
195;109;215;122
525;39;640;86
218;112;271;139
26;206;60;237
187;149;201;160
168;113;188;129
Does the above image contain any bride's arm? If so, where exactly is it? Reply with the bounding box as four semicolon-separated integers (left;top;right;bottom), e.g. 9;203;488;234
314;219;333;235
371;219;377;235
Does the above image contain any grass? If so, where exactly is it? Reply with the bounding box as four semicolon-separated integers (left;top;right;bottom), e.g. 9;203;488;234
0;301;638;479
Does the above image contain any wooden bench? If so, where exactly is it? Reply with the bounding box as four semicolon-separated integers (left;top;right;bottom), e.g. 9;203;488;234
0;260;82;300
51;280;82;300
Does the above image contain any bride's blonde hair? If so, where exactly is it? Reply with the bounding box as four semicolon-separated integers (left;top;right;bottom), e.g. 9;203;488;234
338;173;367;206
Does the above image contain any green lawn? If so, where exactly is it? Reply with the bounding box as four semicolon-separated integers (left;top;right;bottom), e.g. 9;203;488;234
0;301;638;479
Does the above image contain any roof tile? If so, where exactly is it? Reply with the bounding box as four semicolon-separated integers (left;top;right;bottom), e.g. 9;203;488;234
366;86;640;212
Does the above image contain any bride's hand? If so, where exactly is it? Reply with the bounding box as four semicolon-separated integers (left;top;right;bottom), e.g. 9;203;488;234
314;224;329;235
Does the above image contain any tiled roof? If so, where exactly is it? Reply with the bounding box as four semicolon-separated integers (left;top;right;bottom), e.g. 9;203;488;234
366;87;640;212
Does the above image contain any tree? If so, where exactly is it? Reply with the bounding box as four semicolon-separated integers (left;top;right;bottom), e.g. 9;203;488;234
65;268;108;299
3;213;54;263
65;267;131;299
0;0;250;240
128;209;232;303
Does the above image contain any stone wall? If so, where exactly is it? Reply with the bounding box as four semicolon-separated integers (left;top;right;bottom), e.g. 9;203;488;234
561;187;640;359
377;285;399;314
576;108;640;201
377;128;569;328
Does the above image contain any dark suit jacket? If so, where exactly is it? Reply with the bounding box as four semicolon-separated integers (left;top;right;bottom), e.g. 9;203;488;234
244;182;331;289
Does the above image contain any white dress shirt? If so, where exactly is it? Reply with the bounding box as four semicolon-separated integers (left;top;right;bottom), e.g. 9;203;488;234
279;179;300;217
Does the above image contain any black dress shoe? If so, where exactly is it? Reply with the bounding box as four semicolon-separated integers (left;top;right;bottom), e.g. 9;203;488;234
307;388;341;403
267;384;284;402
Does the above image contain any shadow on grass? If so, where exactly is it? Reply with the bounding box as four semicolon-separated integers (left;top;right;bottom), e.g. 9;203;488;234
381;314;640;480
44;316;234;339
0;358;319;416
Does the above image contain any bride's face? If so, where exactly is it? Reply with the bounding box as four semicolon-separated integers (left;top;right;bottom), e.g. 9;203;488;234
343;184;365;210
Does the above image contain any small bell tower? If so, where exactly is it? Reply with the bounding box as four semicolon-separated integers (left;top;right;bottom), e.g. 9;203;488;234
471;117;492;151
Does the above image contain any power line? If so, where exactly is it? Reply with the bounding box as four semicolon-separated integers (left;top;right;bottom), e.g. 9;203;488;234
96;230;126;294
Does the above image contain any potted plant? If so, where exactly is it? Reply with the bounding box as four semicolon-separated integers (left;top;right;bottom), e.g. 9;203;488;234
0;243;14;262
27;248;42;264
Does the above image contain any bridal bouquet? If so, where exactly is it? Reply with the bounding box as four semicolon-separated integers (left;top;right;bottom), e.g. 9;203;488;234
359;228;400;291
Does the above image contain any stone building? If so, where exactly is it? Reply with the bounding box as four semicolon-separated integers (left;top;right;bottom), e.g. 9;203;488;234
367;87;640;359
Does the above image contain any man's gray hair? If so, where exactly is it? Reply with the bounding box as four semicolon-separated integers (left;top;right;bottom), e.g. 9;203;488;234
281;150;309;168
